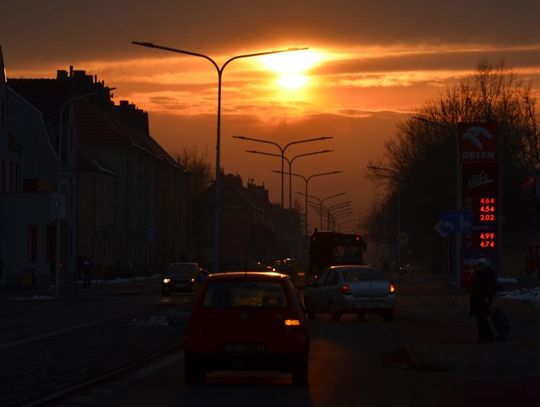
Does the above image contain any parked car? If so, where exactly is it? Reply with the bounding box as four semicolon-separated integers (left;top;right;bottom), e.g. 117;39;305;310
161;262;201;295
303;265;396;321
183;272;310;386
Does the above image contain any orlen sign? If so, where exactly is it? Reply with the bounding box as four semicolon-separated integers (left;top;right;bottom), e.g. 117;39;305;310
458;123;497;163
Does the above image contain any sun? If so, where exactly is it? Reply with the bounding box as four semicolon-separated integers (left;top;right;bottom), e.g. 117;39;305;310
278;74;308;90
260;50;322;90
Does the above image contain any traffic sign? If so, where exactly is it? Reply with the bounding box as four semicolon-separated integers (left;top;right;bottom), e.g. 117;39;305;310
397;232;409;246
436;210;473;237
434;220;450;238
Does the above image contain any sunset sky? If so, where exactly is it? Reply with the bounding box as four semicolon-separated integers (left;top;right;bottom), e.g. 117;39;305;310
2;0;540;230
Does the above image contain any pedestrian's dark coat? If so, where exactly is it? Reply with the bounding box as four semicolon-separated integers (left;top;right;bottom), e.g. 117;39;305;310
469;264;497;317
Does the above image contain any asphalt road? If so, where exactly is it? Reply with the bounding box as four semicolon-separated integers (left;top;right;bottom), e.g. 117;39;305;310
50;279;540;407
7;277;534;407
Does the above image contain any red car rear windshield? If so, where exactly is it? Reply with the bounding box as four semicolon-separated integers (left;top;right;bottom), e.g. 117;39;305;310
202;280;288;309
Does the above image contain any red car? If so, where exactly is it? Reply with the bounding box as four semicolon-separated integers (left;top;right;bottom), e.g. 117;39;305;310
183;272;310;386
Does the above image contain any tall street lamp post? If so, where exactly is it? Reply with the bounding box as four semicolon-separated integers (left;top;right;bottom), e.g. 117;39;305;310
133;41;307;273
297;192;346;230
327;201;352;230
55;87;112;299
234;136;333;208
245;148;334;209
338;218;356;232
272;169;342;260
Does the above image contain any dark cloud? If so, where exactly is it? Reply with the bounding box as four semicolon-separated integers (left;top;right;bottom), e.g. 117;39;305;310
1;0;539;68
316;47;540;76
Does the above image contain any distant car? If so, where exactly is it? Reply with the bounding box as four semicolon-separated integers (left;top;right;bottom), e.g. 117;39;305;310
399;263;427;274
183;272;310;386
303;265;396;321
161;262;201;295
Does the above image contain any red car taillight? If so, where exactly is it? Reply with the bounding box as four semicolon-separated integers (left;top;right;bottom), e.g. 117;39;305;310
389;283;396;293
340;283;352;294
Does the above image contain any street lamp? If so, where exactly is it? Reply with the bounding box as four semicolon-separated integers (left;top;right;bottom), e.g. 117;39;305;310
55;87;113;299
234;135;333;208
272;169;342;258
245;148;334;209
297;192;346;230
133;41;307;273
338;218;356;232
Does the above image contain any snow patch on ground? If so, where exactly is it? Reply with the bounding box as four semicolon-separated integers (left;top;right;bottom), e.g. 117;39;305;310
74;274;161;285
498;277;518;283
11;295;55;301
501;287;540;308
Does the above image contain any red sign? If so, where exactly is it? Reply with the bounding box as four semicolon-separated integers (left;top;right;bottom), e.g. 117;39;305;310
459;123;499;287
458;123;497;163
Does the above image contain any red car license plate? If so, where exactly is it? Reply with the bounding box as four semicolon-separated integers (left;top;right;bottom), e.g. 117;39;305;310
225;344;265;353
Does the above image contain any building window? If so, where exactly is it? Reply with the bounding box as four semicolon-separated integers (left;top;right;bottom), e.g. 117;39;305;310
10;160;13;192
14;162;19;192
29;225;38;262
1;98;5;131
46;224;55;262
0;159;4;191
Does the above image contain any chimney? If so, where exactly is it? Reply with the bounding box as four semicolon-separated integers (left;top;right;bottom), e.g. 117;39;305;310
56;70;68;80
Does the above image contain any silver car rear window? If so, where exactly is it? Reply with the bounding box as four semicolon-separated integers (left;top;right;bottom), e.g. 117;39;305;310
203;281;288;309
342;268;382;281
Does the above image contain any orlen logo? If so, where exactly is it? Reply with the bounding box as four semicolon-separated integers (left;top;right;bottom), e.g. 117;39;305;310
458;123;497;163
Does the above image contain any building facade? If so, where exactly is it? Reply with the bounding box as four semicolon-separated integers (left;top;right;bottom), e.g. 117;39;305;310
1;51;189;286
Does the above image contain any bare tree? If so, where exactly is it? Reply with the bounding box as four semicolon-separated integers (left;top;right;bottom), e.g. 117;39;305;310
175;146;213;198
365;61;540;266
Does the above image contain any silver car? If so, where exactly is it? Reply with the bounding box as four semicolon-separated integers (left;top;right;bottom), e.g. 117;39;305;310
303;265;396;321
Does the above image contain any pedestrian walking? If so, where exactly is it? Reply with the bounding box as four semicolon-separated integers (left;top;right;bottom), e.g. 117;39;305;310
81;257;93;288
469;257;497;343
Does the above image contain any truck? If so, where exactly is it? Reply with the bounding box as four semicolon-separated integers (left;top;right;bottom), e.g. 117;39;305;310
308;231;367;278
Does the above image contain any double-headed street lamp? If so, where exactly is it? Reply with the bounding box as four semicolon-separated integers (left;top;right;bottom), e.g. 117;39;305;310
234;135;333;208
338;218;357;232
245;148;334;209
55;87;113;299
133;41;307;272
297;192;346;230
272;169;342;256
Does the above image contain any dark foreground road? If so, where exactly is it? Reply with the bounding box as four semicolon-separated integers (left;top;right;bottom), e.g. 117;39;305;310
50;278;540;407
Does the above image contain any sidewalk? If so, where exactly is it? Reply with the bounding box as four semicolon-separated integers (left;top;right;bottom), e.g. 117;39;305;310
405;285;540;381
0;275;190;407
0;274;162;301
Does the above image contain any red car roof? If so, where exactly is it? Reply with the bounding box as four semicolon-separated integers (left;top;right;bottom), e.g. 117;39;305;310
206;271;289;281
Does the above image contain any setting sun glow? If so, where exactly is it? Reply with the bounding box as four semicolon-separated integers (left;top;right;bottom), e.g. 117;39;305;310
278;74;308;90
261;50;322;90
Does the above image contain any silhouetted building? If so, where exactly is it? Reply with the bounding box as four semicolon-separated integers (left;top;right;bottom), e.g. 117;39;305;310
194;172;301;271
1;53;189;286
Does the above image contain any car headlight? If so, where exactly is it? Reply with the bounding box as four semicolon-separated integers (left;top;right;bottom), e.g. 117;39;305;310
163;278;171;284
